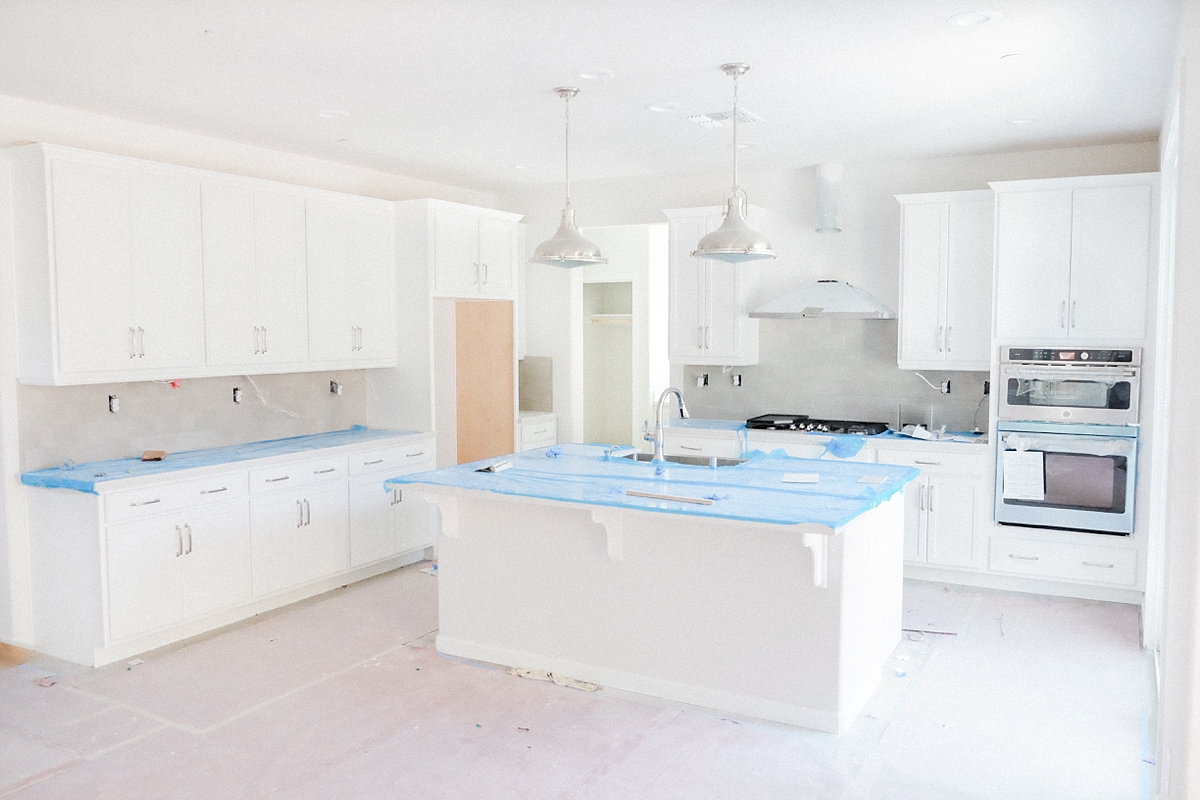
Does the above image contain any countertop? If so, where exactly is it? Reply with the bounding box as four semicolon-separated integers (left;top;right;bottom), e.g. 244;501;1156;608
666;418;987;449
22;426;425;493
386;443;919;529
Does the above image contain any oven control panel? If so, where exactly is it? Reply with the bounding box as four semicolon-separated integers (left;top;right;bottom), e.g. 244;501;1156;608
1004;347;1140;366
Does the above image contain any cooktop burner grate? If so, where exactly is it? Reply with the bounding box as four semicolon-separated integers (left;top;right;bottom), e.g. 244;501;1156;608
746;414;889;435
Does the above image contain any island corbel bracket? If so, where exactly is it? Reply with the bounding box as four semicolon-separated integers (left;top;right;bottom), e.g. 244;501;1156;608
425;493;460;538
591;507;624;560
801;532;829;589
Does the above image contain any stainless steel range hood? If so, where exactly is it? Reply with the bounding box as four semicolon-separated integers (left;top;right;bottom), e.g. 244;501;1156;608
749;280;895;319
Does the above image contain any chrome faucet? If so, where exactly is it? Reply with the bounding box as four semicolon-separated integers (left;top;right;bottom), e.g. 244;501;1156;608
648;387;690;462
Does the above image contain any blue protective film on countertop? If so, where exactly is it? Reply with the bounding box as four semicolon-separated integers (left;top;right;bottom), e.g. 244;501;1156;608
822;435;866;459
386;443;919;529
22;426;421;494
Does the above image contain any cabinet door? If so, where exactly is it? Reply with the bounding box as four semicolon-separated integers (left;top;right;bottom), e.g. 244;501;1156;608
252;190;309;364
477;216;515;297
994;190;1073;339
944;197;993;366
128;170;205;371
668;217;707;361
250;482;348;597
106;517;184;642
925;477;976;568
180;503;252;619
345;203;395;360
703;261;742;362
1068;184;1151;339
898;203;946;365
433;207;481;295
348;476;397;566
901;479;926;563
202;182;259;364
49;157;136;374
306;198;356;361
393;486;434;554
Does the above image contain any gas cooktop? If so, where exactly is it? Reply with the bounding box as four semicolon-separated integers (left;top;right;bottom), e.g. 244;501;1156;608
745;414;890;435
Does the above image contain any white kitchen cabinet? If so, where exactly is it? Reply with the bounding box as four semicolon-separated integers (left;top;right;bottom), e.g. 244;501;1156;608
9;145;206;384
348;442;436;567
24;430;435;667
877;448;985;570
107;501;251;642
202;181;309;368
518;412;558;451
664;207;761;366
895;190;993;370
306;195;397;365
988;535;1138;587
430;201;519;299
992;174;1156;342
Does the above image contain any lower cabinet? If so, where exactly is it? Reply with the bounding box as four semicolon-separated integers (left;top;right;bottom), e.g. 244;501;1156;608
107;502;252;642
988;534;1138;587
250;481;349;597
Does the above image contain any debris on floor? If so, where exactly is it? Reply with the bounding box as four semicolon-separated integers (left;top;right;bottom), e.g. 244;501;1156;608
34;675;58;687
420;564;438;576
507;666;598;692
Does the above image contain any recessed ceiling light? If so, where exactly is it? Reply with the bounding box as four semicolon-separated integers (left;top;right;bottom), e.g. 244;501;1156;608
1008;117;1038;125
316;110;349;119
647;102;682;113
947;11;1000;27
577;68;615;80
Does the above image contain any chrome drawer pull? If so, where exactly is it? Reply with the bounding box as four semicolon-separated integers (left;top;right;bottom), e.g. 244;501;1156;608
914;460;942;466
130;498;162;507
405;451;425;458
364;459;385;466
1083;561;1115;569
1008;554;1039;561
313;468;336;475
266;476;290;483
200;487;228;495
680;445;702;451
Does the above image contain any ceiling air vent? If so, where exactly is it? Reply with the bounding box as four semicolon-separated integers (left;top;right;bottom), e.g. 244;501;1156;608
687;109;762;127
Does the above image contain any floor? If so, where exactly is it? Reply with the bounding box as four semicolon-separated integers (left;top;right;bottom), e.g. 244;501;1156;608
0;563;1154;799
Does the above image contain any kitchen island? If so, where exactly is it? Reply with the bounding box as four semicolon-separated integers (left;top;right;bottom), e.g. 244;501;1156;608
386;444;918;733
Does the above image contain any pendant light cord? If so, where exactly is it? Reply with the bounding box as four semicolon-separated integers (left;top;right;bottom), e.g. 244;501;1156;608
731;70;740;197
563;91;572;210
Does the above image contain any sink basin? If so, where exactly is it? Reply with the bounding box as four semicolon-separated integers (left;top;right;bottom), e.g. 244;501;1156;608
620;452;745;468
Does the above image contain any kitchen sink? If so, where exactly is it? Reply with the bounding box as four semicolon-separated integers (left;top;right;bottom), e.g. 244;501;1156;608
620;452;746;468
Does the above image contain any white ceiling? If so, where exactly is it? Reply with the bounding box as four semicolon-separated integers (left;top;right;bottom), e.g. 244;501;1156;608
0;0;1182;192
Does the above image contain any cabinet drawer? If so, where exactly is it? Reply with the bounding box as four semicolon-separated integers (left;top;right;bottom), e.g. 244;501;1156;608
663;432;742;459
348;442;435;476
249;456;348;494
105;472;248;524
876;449;986;475
520;419;557;446
989;536;1138;586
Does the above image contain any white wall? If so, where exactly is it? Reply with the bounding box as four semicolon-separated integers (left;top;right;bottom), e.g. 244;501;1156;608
507;142;1159;434
0;94;499;645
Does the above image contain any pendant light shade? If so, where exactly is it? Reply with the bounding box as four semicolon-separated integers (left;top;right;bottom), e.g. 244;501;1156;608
692;63;775;263
530;87;606;268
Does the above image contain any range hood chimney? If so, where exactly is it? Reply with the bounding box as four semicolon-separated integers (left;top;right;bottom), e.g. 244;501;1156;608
749;280;895;319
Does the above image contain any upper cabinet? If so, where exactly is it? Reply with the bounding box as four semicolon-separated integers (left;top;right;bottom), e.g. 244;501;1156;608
428;201;519;299
895;190;993;371
10;145;206;384
7;143;398;385
305;195;396;365
664;206;761;366
201;181;309;369
991;173;1156;342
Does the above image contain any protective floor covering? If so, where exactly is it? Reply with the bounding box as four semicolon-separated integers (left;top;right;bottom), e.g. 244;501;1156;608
0;565;1153;799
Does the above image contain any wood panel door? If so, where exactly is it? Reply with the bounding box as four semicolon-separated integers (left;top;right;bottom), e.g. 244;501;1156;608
455;300;515;464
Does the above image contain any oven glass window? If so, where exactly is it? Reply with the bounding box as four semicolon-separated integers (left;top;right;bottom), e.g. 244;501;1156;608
1006;379;1132;410
1004;452;1127;513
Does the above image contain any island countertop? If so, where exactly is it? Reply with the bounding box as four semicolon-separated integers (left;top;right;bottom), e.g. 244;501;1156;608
386;442;918;530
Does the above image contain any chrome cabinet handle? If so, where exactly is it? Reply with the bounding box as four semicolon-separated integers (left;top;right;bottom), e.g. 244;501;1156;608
474;261;481;286
946;326;952;353
705;326;711;348
313;468;336;475
914;460;942;466
405;451;425;458
928;485;934;513
175;525;184;557
266;475;290;483
262;326;268;354
481;262;488;285
303;499;311;527
391;488;402;506
680;445;702;451
697;326;704;349
136;327;145;358
253;326;261;355
184;523;193;555
130;498;162;507
200;487;228;495
1008;553;1039;561
1083;561;1115;569
364;459;385;466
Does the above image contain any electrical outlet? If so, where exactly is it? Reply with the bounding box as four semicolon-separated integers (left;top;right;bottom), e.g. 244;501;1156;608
330;380;343;396
696;373;709;387
984;379;990;395
731;374;742;387
232;387;243;404
940;380;951;395
108;395;119;414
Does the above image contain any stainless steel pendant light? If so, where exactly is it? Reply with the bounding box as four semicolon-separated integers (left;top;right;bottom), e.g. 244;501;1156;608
692;63;775;263
530;87;607;268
